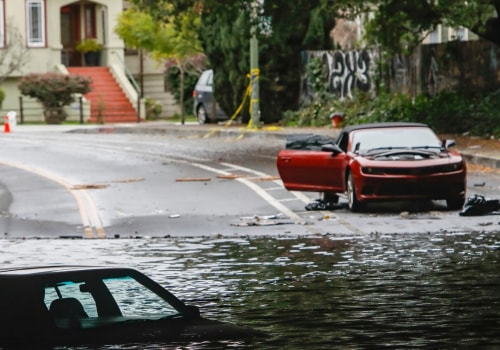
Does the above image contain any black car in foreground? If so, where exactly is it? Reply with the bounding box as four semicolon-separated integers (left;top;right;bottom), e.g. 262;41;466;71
0;265;265;347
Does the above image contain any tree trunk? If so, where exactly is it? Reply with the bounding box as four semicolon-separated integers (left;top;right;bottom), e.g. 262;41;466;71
43;107;67;124
179;64;186;125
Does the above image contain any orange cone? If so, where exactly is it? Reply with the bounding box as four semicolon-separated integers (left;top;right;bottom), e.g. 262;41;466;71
4;116;10;133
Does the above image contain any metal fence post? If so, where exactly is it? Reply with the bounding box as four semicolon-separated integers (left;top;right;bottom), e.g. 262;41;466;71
18;96;24;124
79;96;83;124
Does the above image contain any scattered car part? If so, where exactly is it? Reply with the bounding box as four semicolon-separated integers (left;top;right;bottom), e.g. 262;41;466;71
459;194;500;216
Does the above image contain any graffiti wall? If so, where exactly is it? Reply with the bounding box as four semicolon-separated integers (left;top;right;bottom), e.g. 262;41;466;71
300;49;377;104
302;41;500;105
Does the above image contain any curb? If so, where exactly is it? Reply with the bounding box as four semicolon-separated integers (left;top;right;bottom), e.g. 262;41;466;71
461;153;500;169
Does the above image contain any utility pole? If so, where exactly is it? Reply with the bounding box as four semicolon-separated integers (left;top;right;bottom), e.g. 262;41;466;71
250;0;261;128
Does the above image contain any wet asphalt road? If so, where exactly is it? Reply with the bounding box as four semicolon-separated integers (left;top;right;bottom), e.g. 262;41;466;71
0;125;499;238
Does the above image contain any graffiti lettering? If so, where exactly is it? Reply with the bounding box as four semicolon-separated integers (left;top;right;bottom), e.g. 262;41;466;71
326;50;371;99
302;50;373;103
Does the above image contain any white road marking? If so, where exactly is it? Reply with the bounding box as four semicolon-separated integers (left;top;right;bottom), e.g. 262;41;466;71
182;161;303;221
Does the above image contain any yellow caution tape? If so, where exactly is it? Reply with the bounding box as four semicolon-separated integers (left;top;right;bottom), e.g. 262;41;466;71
203;68;283;138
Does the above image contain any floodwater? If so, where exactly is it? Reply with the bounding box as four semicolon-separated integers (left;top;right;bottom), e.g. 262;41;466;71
1;231;499;349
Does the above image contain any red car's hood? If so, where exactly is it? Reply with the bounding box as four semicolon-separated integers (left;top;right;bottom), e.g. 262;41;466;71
353;149;463;166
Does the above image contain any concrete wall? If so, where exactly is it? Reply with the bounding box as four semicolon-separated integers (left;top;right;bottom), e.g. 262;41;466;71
303;40;500;103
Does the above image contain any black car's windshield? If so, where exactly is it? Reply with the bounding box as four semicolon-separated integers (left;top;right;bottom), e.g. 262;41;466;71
350;127;441;153
44;274;181;329
102;276;180;318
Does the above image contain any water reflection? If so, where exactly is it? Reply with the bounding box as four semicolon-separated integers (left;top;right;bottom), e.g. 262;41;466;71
1;231;499;349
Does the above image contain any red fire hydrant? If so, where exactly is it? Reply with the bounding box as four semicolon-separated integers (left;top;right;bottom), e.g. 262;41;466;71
330;112;344;128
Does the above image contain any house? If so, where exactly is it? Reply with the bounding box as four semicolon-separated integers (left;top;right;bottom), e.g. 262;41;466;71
0;0;179;124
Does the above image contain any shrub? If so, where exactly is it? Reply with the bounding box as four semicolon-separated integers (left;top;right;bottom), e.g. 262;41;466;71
19;73;92;109
283;89;500;138
18;73;92;123
145;98;163;120
76;38;103;53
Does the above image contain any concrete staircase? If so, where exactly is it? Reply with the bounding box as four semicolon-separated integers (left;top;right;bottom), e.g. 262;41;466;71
67;67;138;123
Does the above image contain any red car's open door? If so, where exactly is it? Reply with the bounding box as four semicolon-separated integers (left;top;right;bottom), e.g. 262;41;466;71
276;148;347;193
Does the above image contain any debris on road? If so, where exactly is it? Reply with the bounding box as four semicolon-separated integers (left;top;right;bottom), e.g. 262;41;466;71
71;184;109;190
305;199;343;211
459;194;500;216
112;178;144;183
217;174;242;179
233;213;294;226
175;177;211;182
252;176;280;182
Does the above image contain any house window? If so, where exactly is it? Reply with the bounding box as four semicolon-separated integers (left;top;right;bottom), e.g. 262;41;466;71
26;0;45;47
0;0;4;48
84;5;96;38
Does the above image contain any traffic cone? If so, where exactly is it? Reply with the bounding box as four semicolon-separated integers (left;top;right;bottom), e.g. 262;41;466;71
4;116;10;133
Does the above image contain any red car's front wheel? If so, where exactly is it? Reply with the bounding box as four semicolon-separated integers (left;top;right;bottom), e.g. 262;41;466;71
347;172;365;212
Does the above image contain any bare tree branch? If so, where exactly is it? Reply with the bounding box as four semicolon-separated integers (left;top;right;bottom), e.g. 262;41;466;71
0;20;31;84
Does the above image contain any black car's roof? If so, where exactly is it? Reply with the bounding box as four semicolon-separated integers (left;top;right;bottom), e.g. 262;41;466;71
341;122;428;133
0;265;132;277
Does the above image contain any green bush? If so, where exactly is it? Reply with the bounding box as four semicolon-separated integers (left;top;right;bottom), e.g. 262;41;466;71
18;73;92;124
18;73;92;109
75;38;102;53
145;98;163;120
283;89;500;138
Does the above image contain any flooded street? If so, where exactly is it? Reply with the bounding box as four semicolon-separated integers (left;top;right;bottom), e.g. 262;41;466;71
2;231;499;349
1;128;500;348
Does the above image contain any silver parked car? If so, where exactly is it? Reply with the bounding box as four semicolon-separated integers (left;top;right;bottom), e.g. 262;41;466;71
192;69;227;124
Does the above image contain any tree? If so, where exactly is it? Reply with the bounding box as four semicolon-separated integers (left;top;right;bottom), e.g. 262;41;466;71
115;5;204;123
127;1;335;124
199;0;335;123
1;20;32;104
0;21;31;84
334;0;500;54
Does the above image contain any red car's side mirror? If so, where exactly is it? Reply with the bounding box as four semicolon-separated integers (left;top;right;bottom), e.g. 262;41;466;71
321;144;343;155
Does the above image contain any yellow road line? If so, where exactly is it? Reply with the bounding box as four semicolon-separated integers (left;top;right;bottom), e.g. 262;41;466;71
0;161;105;238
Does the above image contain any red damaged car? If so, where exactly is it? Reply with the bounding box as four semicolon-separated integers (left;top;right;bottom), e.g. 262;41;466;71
277;122;467;212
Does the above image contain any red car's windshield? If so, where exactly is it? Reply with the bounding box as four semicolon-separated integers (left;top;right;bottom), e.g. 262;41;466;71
350;127;441;152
